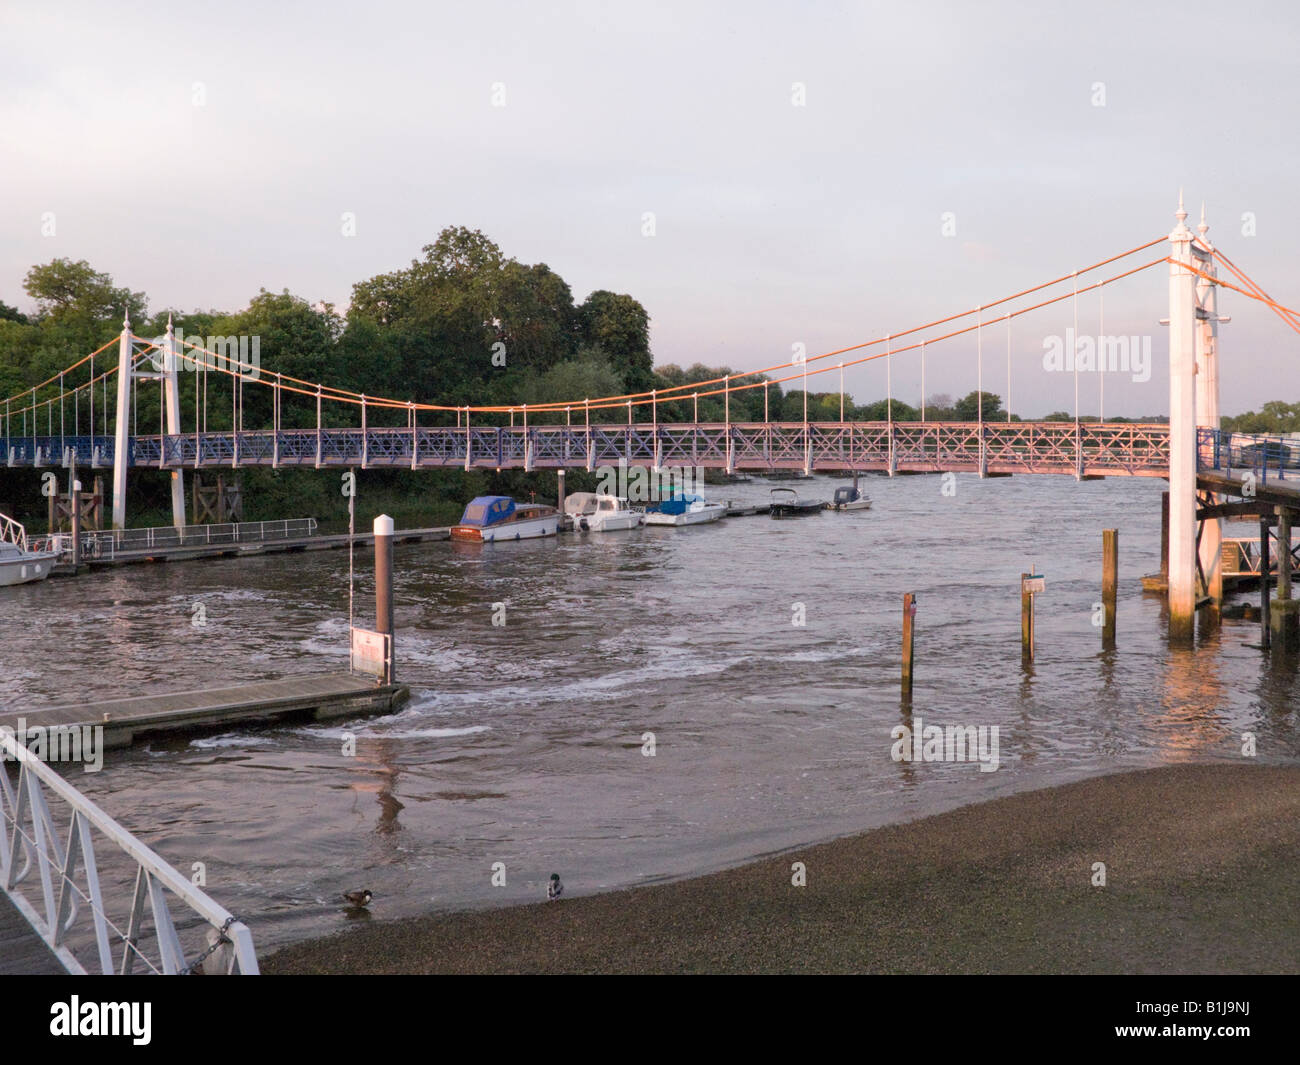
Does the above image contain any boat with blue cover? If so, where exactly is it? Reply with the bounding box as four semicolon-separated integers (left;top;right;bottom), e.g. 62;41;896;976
643;493;726;527
450;496;560;543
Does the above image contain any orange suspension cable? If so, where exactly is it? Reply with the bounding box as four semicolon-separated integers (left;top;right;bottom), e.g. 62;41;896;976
1209;249;1300;336
513;235;1170;413
1168;257;1300;321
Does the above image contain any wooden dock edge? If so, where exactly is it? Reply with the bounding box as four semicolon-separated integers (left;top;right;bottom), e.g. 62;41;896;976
14;678;411;751
90;683;412;748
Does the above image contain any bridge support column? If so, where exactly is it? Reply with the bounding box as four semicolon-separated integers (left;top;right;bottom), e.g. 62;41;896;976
164;316;186;529
111;314;132;530
1167;196;1198;641
1194;208;1223;605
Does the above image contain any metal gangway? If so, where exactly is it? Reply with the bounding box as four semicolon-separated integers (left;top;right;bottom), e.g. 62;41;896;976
0;730;258;974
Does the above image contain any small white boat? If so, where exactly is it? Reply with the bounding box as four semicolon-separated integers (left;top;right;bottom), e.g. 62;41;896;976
451;496;559;543
827;485;872;511
644;494;726;526
0;513;59;587
565;492;644;532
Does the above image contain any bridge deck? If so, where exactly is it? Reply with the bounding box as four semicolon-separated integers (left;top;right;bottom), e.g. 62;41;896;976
1;421;1174;476
8;673;409;750
0;891;67;975
1198;470;1300;507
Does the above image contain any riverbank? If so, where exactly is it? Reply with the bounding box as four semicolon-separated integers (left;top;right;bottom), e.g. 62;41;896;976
266;763;1300;974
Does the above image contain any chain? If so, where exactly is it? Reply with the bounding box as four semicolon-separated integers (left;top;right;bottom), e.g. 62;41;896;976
185;915;240;975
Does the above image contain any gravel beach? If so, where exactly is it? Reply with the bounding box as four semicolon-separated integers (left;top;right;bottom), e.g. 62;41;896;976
266;764;1300;975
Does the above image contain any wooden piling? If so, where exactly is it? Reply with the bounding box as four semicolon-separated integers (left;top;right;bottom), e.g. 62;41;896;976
1159;490;1169;585
46;472;57;533
374;514;395;683
1273;506;1298;652
1260;516;1271;650
1279;507;1293;602
1102;529;1118;649
901;593;916;697
70;479;82;567
557;469;567;518
1021;572;1034;662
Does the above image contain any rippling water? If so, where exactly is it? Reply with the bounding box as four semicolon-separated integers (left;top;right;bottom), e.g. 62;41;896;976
4;473;1297;952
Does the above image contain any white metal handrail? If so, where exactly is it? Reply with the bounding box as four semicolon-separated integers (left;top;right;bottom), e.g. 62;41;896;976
1;511;29;551
0;731;258;974
78;517;318;560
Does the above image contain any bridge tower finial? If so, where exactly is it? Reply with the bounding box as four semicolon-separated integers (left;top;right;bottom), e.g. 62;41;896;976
1170;190;1192;240
1198;201;1209;240
122;307;130;330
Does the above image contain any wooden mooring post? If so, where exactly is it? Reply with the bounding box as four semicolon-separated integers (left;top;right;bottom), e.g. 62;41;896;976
901;592;916;698
1260;516;1271;650
1102;529;1118;650
1159;490;1169;586
1271;506;1298;652
1021;566;1043;662
1021;573;1033;661
70;478;82;567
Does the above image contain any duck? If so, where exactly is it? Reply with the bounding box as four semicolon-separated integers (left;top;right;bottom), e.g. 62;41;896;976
547;874;563;901
343;889;373;908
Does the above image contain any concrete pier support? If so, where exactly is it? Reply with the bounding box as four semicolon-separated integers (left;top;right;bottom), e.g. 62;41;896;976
164;316;186;529
111;314;132;531
1167;196;1198;641
1194;207;1223;605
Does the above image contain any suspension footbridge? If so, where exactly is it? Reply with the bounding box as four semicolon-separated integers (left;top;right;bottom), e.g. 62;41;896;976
3;197;1299;639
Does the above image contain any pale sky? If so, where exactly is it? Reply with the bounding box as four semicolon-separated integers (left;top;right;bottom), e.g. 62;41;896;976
2;0;1298;417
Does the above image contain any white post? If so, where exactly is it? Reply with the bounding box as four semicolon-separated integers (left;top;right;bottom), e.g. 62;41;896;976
1195;204;1223;605
1168;193;1198;640
111;313;132;530
373;514;394;684
164;316;186;528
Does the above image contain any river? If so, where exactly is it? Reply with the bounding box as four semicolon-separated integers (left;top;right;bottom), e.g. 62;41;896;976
4;472;1296;953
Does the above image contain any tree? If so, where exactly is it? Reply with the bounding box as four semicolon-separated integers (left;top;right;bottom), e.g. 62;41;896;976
855;399;920;421
1223;401;1300;434
953;390;1003;421
347;227;583;409
525;347;624;418
205;290;344;430
23;258;146;323
577;290;652;393
0;300;26;324
496;261;576;369
923;392;954;419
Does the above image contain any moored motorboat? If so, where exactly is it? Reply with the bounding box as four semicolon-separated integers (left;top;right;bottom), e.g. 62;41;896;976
826;485;872;511
769;487;824;518
565;492;644;532
451;496;559;543
0;513;59;587
644;494;726;526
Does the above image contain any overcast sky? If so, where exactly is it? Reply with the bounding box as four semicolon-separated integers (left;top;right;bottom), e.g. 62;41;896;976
2;0;1297;417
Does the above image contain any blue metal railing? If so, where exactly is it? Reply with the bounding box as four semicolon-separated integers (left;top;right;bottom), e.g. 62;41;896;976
1198;427;1298;483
